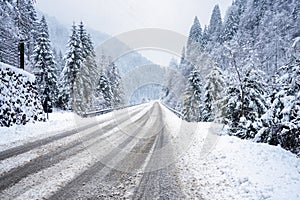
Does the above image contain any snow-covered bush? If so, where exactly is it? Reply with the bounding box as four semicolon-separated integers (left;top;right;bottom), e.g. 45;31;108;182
0;62;45;127
255;59;300;155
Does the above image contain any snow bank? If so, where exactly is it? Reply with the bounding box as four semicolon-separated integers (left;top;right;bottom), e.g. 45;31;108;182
177;126;300;200
0;103;150;151
0;62;45;127
0;112;78;151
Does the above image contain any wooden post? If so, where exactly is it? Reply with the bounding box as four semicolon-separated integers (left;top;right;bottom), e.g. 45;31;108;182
19;39;24;69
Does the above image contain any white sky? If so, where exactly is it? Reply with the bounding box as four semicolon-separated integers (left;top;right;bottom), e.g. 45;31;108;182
36;0;233;65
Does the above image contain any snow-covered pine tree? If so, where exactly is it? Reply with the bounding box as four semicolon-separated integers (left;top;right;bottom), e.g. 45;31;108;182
58;23;82;110
106;60;124;107
208;5;222;44
161;58;185;111
222;1;241;42
223;65;268;138
186;17;203;58
185;17;204;78
73;21;99;113
95;70;113;109
74;53;98;112
256;58;300;155
235;69;268;139
0;0;38;68
202;66;225;122
222;73;242;132
182;68;203;122
78;21;94;59
32;16;58;109
53;48;65;79
0;0;18;66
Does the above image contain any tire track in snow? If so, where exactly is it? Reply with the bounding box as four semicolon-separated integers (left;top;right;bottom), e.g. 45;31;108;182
52;104;162;199
133;105;185;199
48;109;153;200
0;105;151;193
0;103;146;161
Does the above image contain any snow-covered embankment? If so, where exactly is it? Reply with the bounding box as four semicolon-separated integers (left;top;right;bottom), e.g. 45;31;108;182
0;62;45;127
161;104;300;200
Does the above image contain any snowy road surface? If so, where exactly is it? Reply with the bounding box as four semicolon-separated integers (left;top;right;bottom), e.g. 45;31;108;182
1;102;299;199
0;102;185;199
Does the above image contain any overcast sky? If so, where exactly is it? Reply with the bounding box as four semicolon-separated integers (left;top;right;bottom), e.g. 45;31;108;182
36;0;233;65
36;0;232;36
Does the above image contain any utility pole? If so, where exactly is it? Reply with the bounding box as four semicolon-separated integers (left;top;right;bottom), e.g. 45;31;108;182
17;0;25;69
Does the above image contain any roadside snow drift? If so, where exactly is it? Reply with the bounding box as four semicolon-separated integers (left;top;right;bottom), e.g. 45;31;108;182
176;126;300;199
161;102;300;199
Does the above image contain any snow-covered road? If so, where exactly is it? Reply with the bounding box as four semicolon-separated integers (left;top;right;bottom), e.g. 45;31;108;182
0;102;184;199
0;101;299;199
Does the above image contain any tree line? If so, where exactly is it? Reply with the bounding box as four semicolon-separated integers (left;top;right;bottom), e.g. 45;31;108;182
0;0;124;115
33;18;124;114
164;0;300;155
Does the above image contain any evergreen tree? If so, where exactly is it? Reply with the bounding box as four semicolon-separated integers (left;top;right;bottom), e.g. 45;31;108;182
222;78;242;130
182;68;203;122
32;16;58;108
53;48;65;79
74;53;98;112
202;66;225;122
106;60;124;107
78;21;94;59
208;5;223;43
178;46;190;77
58;23;82;110
257;58;300;155
223;67;268;139
0;0;38;68
186;16;203;58
222;1;241;42
73;21;99;113
235;69;268;139
186;17;203;77
95;70;113;109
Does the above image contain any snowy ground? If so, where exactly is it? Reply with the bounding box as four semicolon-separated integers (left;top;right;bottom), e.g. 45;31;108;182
0;111;85;151
0;102;299;199
161;106;300;200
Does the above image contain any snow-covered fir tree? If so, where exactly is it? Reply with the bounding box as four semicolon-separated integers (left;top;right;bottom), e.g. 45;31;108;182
202;65;225;122
78;22;94;59
235;69;268;139
221;0;242;42
74;22;99;113
95;70;113;109
182;68;203;122
186;17;203;60
32;16;58;108
53;48;65;79
58;23;83;110
74;53;98;112
106;60;124;107
256;58;300;155
207;5;222;44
